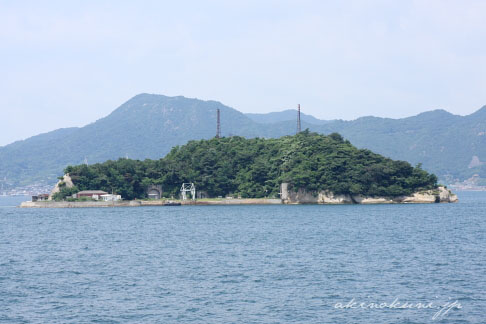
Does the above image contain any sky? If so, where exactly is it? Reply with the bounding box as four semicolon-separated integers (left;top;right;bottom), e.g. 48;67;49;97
1;0;485;146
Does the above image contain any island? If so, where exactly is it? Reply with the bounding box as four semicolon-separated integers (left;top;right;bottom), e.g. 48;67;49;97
21;131;457;207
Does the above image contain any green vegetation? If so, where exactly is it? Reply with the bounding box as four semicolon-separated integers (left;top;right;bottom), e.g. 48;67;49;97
51;182;79;201
1;93;485;189
62;131;437;200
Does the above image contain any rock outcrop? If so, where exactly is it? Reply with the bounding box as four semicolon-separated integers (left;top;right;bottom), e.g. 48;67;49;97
439;186;458;202
318;191;354;204
280;183;458;204
49;174;74;200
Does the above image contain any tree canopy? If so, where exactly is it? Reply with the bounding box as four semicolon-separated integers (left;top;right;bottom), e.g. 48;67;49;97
61;131;438;200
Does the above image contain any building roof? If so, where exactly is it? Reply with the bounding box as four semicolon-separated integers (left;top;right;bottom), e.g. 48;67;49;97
77;190;108;195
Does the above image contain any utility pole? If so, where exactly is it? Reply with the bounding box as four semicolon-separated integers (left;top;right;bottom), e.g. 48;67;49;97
216;108;221;138
297;104;301;134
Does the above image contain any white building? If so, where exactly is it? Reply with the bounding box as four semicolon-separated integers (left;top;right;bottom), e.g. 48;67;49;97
100;194;122;202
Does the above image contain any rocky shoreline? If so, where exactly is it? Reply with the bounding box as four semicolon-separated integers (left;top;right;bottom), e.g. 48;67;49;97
280;184;458;204
19;186;457;208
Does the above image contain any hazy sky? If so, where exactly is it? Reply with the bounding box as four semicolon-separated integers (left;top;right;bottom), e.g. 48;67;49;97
1;0;485;146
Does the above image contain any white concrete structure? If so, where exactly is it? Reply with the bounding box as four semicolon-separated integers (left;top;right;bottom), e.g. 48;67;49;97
100;194;122;202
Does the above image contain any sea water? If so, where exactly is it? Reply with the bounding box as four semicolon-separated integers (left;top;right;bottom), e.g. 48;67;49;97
0;193;484;323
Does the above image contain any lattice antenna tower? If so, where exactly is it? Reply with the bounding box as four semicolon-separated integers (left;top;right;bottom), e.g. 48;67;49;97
216;108;221;138
297;104;302;134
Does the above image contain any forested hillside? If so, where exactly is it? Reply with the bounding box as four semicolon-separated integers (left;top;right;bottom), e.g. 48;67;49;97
0;93;485;188
58;132;438;200
0;94;265;187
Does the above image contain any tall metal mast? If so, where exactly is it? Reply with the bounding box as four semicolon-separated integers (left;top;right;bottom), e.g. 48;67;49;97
216;108;221;138
297;104;301;134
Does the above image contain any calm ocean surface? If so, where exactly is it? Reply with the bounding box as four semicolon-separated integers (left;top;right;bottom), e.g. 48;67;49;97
0;193;484;323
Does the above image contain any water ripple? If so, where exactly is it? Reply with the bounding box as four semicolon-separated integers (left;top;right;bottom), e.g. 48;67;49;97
0;192;485;323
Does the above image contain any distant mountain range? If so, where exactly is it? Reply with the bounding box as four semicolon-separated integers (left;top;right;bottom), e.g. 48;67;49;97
1;93;485;188
246;109;332;125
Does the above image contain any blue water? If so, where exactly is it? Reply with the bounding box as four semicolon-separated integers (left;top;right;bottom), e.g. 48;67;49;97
0;193;485;323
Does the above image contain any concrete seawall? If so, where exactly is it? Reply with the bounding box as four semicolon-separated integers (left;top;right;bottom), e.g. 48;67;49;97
20;201;143;208
20;199;283;208
184;198;282;205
